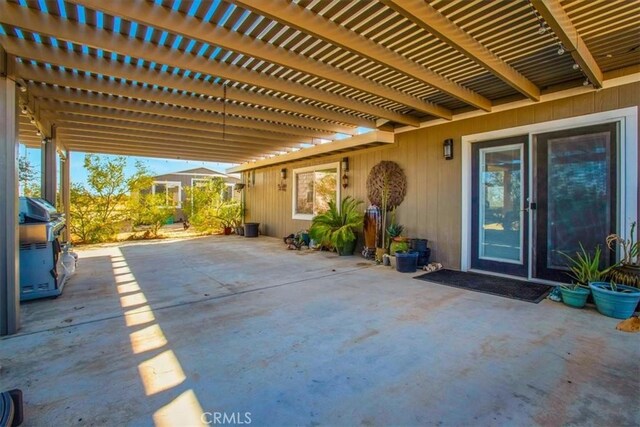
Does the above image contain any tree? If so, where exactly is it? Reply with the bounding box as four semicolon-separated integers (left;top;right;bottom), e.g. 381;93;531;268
127;185;173;239
70;155;149;243
183;177;229;234
18;154;40;197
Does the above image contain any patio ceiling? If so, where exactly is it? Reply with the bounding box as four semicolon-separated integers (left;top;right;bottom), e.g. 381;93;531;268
2;0;639;164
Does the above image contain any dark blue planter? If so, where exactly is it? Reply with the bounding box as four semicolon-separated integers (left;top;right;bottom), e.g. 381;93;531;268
395;251;418;273
589;282;640;319
244;222;259;238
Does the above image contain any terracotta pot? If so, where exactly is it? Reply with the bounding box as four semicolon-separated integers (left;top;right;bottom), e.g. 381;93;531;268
223;226;232;235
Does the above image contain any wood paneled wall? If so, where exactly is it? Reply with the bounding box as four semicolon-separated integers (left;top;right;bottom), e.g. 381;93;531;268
244;82;639;269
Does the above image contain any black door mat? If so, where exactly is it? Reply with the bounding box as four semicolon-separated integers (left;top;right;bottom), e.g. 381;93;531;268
414;269;553;303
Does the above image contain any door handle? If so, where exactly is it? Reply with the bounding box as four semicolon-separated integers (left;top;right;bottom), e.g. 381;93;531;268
521;202;537;212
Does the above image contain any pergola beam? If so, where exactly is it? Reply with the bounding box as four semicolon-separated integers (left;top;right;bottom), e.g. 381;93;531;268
57;135;253;163
56;125;290;152
46;111;312;145
3;37;371;129
32;88;332;140
381;0;540;101
50;114;306;145
0;3;421;126
233;0;493;111
532;0;603;88
68;0;451;119
18;63;354;135
57;131;274;159
61;140;247;163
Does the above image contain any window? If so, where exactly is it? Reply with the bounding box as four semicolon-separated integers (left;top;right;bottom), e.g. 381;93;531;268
152;181;182;208
292;162;340;220
191;178;233;200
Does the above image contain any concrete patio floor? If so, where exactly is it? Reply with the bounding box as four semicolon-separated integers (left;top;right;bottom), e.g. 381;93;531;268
1;235;638;426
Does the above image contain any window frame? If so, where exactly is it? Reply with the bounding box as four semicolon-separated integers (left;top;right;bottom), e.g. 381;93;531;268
152;180;182;208
291;162;341;220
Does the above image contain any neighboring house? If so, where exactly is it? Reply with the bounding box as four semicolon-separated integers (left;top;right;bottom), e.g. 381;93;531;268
150;167;240;222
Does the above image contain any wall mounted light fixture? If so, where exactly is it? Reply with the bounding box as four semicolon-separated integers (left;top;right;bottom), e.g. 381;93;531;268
278;168;287;191
341;157;349;188
443;139;454;160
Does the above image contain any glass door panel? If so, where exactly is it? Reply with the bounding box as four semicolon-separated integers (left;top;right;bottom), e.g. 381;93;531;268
533;123;617;282
480;146;524;262
471;136;529;277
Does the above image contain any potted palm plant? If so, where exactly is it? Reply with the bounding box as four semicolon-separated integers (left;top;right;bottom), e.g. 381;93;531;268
606;221;640;288
309;196;364;256
560;244;615;308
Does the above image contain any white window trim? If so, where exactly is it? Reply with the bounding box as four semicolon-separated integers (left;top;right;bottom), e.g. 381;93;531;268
292;162;341;220
191;178;234;197
461;106;638;282
152;180;182;208
191;177;209;188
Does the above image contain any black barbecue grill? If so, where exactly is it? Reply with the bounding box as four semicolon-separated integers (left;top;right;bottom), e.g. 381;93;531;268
18;197;67;301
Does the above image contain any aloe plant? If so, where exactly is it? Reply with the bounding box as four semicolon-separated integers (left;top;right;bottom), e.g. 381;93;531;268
386;223;404;240
309;196;364;251
561;243;618;286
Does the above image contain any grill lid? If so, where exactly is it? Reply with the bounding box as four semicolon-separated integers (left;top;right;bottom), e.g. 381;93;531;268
19;197;59;223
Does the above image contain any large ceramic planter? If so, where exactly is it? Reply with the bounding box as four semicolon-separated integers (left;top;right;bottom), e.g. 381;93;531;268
589;282;640;319
608;263;640;288
395;251;418;273
337;239;356;256
559;286;590;308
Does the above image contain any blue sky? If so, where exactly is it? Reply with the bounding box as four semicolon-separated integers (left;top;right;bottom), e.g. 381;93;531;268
20;145;236;186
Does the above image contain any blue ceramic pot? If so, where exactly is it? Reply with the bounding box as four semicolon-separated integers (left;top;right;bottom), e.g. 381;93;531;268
559;286;590;308
589;282;640;319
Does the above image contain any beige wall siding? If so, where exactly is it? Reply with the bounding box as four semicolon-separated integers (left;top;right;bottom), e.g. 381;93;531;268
244;82;639;268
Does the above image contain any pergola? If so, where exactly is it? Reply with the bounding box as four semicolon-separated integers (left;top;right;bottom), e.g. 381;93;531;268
1;0;638;334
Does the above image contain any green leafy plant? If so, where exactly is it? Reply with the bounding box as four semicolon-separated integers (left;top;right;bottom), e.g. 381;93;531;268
309;196;364;251
389;240;409;254
606;221;639;266
215;201;242;229
604;281;636;293
183;177;229;234
128;192;174;238
560;243;618;287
